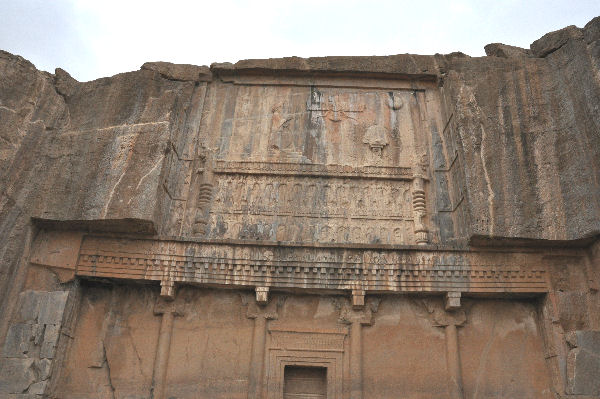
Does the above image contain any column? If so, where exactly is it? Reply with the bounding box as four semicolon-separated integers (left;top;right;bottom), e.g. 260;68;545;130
349;321;363;399
445;322;464;399
245;290;280;399
247;315;267;399
151;297;183;399
339;296;379;399
430;302;466;399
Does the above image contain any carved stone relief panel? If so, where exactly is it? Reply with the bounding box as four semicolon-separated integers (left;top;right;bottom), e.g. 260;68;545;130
207;174;414;244
198;83;431;245
209;85;421;167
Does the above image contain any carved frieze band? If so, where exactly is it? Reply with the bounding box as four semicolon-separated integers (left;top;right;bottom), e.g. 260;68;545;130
213;160;413;180
75;237;548;295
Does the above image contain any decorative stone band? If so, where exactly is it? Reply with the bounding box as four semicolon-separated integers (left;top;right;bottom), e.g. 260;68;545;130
74;236;548;297
213;160;413;180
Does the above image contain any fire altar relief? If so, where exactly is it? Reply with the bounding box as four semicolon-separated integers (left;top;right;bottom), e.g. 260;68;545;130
194;84;431;245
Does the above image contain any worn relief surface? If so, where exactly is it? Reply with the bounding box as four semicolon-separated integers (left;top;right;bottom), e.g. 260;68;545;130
202;85;430;244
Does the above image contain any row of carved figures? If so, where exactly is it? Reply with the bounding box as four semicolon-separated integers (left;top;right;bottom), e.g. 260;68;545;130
192;174;429;245
212;176;413;217
206;216;416;244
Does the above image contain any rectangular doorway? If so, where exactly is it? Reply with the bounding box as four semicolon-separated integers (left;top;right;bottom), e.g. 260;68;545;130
283;366;327;399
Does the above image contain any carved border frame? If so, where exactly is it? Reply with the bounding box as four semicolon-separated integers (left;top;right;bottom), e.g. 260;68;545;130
266;329;346;399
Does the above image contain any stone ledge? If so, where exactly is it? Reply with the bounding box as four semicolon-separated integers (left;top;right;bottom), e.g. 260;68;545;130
211;54;441;80
530;25;584;57
141;61;212;82
484;43;533;58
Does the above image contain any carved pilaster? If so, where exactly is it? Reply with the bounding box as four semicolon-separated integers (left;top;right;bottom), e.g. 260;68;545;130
192;146;215;236
151;296;184;399
338;297;380;399
412;177;428;245
426;302;466;399
243;293;283;399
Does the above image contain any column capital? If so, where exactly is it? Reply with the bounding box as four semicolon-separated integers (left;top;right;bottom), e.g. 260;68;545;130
242;292;283;320
422;298;466;327
153;296;185;317
338;297;380;326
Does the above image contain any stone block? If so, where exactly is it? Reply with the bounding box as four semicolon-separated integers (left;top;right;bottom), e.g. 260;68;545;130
0;358;36;394
35;358;52;380
445;292;461;310
566;330;600;395
40;324;61;359
27;381;47;395
29;231;83;282
530;25;584;57
575;331;600;353
141;61;212;82
255;286;269;305
567;347;600;395
2;323;33;358
37;291;68;325
484;43;532;58
556;291;589;331
15;291;44;323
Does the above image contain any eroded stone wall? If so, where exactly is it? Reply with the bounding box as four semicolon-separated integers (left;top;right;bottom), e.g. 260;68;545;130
50;287;552;399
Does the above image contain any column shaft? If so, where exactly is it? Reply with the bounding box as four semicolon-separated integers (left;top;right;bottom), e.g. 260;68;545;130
248;316;267;399
152;311;175;399
445;324;464;399
349;321;363;399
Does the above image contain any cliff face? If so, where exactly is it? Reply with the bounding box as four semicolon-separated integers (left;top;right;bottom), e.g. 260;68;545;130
2;17;599;321
443;18;600;241
0;55;209;322
0;17;600;398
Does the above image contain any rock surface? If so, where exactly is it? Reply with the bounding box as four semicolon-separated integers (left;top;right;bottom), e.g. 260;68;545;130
1;17;600;399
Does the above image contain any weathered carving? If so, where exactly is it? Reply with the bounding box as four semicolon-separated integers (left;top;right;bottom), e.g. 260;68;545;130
75;236;550;294
191;146;214;236
5;19;600;398
362;125;389;157
412;177;428;244
338;297;380;326
306;88;365;122
208;174;414;243
389;92;403;110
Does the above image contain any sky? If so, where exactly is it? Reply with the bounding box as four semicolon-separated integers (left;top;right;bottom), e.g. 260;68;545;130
0;0;598;82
